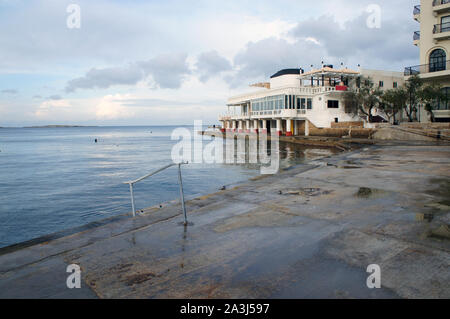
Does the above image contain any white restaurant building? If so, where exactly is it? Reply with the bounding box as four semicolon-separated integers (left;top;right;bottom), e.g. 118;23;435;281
219;66;404;136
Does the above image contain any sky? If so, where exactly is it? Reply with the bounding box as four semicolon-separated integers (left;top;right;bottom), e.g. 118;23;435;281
0;0;418;127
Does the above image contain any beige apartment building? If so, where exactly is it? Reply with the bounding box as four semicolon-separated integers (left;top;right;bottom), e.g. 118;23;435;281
406;0;450;122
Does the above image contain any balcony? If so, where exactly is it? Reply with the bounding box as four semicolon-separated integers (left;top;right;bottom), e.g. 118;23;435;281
433;0;450;13
433;22;450;40
413;31;420;46
404;60;450;77
413;5;421;21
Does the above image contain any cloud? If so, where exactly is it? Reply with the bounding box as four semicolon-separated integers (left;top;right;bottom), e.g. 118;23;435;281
195;51;232;82
46;95;63;100
65;53;190;92
1;89;18;94
35;99;71;117
138;53;191;89
227;37;325;88
65;64;143;93
95;94;135;120
290;12;417;68
225;7;417;88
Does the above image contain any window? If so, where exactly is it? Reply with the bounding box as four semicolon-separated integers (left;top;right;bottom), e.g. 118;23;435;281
300;98;306;109
441;16;450;33
429;49;446;72
393;82;398;88
307;98;312;110
379;81;384;88
327;100;339;108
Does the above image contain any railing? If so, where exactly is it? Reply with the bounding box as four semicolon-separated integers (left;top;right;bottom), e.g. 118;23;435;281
413;5;421;15
433;22;450;34
433;0;450;6
124;162;189;225
404;60;450;76
413;31;420;40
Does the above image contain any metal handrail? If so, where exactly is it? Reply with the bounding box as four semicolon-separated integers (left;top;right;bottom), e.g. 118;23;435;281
433;22;450;34
404;60;450;76
124;162;189;225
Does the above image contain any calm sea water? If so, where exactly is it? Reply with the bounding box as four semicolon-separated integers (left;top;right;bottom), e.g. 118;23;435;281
0;126;335;248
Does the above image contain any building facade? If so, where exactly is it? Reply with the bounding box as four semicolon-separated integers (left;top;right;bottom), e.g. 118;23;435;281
406;0;450;122
219;67;404;136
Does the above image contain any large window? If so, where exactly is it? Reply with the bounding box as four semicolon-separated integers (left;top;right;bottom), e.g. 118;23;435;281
429;49;446;72
441;15;450;33
327;100;339;108
251;95;285;112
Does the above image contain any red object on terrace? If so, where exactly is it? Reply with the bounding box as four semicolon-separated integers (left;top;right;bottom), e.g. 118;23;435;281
335;85;348;91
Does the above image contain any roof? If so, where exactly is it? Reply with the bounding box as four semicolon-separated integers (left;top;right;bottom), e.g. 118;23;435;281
270;69;303;78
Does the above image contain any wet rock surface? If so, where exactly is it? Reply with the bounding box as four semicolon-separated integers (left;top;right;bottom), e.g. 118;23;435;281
0;143;449;298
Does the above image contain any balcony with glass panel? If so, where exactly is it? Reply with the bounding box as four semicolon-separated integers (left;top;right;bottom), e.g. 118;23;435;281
433;0;450;14
413;5;420;22
433;22;450;41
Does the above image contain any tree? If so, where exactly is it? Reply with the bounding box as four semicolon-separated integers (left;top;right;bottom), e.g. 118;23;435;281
404;75;423;122
343;77;383;123
417;83;445;123
381;88;408;124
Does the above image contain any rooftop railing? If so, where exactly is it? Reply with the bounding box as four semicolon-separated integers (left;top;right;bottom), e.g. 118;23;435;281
433;22;450;34
404;60;450;76
413;5;421;15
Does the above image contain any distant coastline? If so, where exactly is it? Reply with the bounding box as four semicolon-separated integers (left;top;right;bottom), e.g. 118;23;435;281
23;125;98;128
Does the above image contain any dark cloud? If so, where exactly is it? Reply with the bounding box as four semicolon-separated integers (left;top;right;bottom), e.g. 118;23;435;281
196;51;232;82
138;53;191;89
66;64;143;93
290;12;417;68
46;95;63;100
1;89;18;94
66;53;190;92
226;9;418;88
227;37;325;88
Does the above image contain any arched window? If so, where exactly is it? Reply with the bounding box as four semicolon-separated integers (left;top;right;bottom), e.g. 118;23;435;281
429;49;446;72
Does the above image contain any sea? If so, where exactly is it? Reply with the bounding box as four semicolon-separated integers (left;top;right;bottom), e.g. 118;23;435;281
0;126;336;248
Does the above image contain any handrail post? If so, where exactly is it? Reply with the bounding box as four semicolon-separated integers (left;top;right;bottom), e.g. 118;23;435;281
129;183;136;217
177;163;188;225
